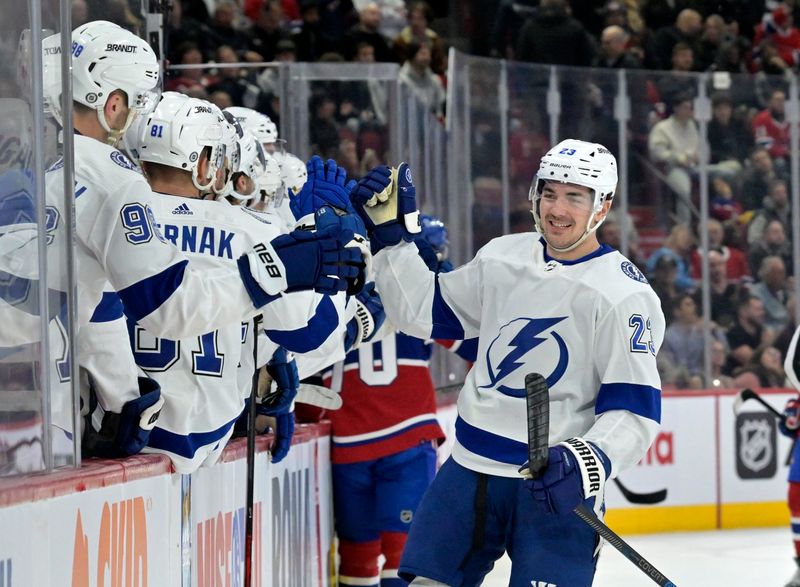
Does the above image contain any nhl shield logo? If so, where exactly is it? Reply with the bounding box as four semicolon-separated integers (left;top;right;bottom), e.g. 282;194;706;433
735;413;777;479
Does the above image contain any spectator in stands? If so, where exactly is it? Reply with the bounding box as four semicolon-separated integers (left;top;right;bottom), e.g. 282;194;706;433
343;2;395;62
206;46;249;106
359;0;408;40
690;218;750;284
698;249;743;329
291;1;333;62
709;339;734;388
398;41;446;117
515;0;595;67
724;295;773;376
166;42;214;94
310;92;341;159
488;0;538;59
748;179;791;245
740;147;787;212
348;42;389;125
774;294;797;358
655;43;697;108
592;25;641;69
751;255;791;333
209;89;234;109
648;95;698;222
652;8;703;70
248;1;290;62
752;88;790;169
393;2;446;75
709;176;744;222
736;345;786;388
647;223;696;291
749;219;793;276
660;294;724;388
696;14;729;71
206;1;253;57
707;92;752;175
597;213;646;270
752;3;800;71
243;38;296;114
649;256;685;324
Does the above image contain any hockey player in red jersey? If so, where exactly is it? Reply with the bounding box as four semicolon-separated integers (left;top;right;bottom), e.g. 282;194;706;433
322;213;476;587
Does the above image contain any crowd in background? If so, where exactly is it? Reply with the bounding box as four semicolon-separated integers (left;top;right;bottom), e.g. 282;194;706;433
64;0;800;391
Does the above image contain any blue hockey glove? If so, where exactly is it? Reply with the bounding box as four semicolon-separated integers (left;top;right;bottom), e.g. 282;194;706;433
780;398;800;438
315;205;370;295
289;155;355;221
350;163;421;254
520;437;611;516
344;282;386;350
259;347;299;416
238;223;365;306
83;377;164;458
270;411;295;463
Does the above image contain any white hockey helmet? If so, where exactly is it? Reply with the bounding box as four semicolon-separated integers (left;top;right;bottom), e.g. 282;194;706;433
226;131;267;201
69;21;161;137
256;153;284;207
223;106;278;146
137;95;225;192
122;91;188;165
529;139;618;253
278;152;307;203
214;108;245;196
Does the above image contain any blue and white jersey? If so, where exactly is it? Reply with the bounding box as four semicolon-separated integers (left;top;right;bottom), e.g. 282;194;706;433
373;232;665;478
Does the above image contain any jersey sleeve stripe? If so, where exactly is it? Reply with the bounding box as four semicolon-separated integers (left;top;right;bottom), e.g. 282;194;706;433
455;415;527;466
117;260;188;322
431;275;466;340
147;413;240;459
265;295;337;353
90;291;124;323
595;382;661;423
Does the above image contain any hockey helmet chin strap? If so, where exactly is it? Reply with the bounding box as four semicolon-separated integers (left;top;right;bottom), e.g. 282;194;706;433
532;190;610;254
100;107;138;147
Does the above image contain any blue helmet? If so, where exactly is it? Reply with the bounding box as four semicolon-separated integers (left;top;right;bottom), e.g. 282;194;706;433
419;214;449;261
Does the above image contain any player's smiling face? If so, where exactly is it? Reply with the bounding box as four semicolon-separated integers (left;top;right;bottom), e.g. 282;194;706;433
538;181;596;250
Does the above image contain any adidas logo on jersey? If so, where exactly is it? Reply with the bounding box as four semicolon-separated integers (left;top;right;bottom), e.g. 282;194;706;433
172;203;193;215
531;581;557;587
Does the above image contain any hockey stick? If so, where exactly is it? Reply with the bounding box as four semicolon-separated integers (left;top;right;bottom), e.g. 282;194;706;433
244;315;261;587
524;372;678;587
613;478;667;505
295;383;343;410
732;388;782;419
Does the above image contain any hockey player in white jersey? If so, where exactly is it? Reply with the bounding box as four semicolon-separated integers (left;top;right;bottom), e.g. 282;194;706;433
344;140;665;586
30;22;364;453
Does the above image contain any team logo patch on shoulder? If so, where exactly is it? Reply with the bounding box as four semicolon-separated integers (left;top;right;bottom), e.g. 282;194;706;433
110;150;138;172
621;261;648;284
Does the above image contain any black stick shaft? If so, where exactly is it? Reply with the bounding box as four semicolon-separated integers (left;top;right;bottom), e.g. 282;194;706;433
525;373;550;478
244;316;261;587
742;388;783;419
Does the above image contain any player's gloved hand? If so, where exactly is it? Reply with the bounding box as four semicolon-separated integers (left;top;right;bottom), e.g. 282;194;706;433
259;347;299;416
780;398;800;438
82;377;165;458
315;205;370;295
520;437;611;516
344;282;386;350
270;411;295;463
289;156;356;223
238;224;364;305
350;163;421;254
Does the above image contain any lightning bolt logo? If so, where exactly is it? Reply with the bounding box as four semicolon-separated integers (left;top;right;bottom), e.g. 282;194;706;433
480;317;569;397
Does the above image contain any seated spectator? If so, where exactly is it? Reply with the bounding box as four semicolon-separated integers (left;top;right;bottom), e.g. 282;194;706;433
166;42;215;94
247;0;291;62
594;24;642;69
309;92;341;159
399;41;446;117
749;219;793;276
709;176;743;222
707;92;752;175
206;45;249;105
694;250;742;329
724;295;773;375
752;3;800;71
393;1;446;75
652;8;703;70
747;179;791;245
750;255;791;333
647;223;696;291
752;88;790;169
696;14;729;71
654;43;697;108
649;256;686;323
597;214;645;270
206;1;253;57
515;0;595;67
709;339;734;388
360;0;408;40
740;146;787;212
648;95;698;222
343;2;395;62
734;345;786;388
209;90;234;109
774;293;797;358
660;294;725;388
243;38;296;113
690;218;749;283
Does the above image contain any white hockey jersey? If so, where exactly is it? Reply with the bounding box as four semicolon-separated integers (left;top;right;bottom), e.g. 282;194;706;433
373;233;665;478
135;197;339;472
